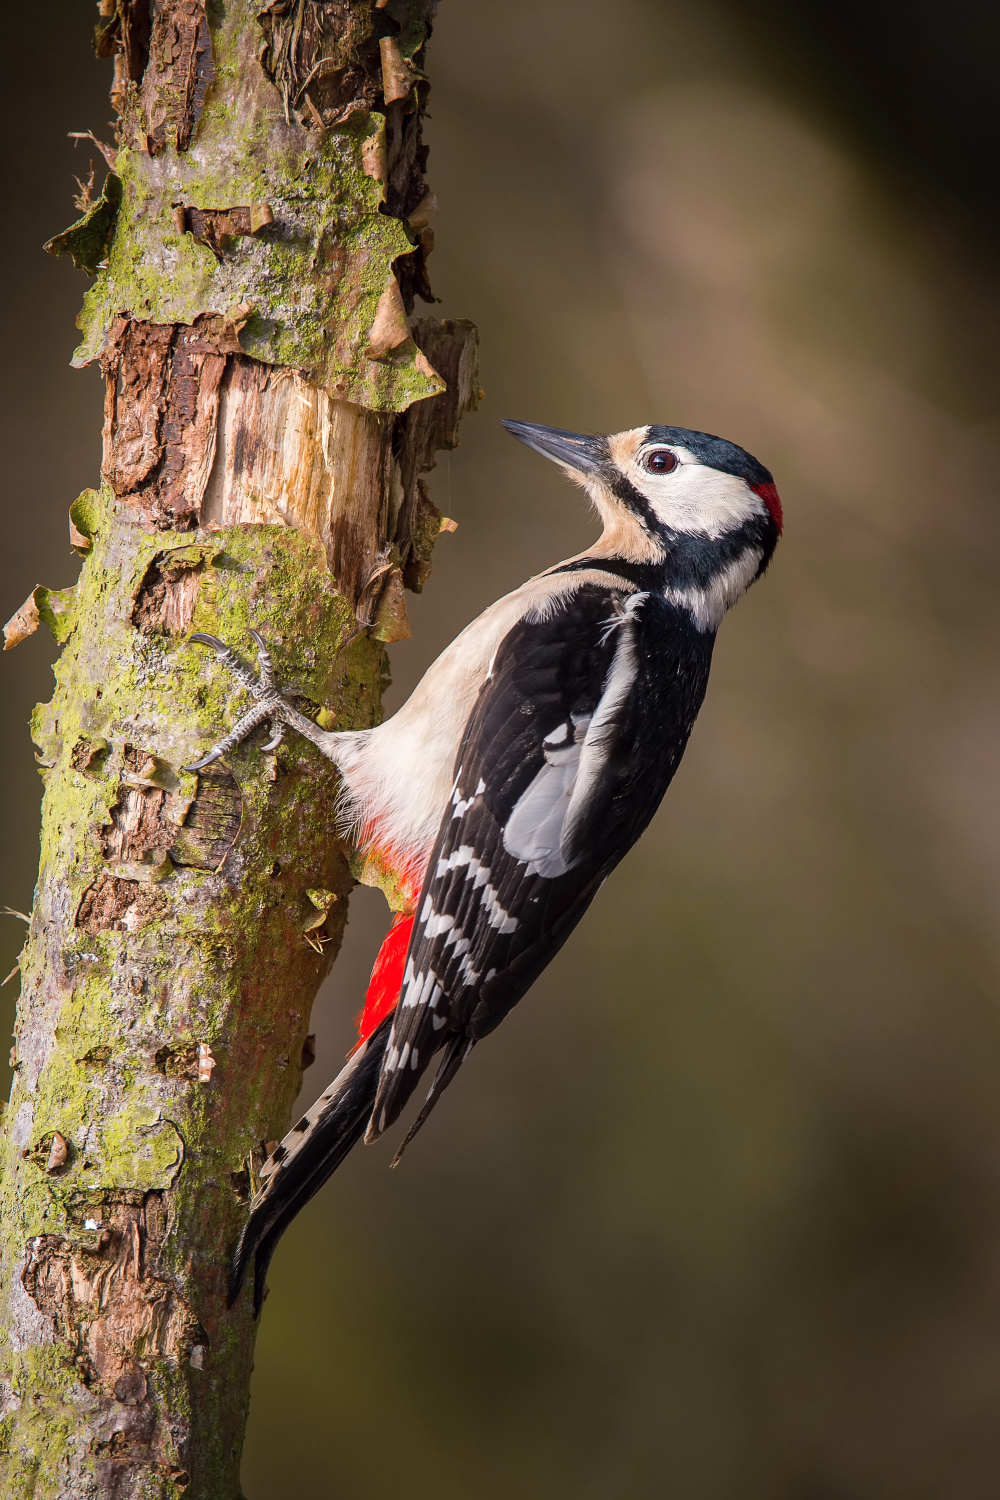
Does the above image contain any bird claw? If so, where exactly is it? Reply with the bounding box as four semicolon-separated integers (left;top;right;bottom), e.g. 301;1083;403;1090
248;629;277;693
183;745;225;773
183;631;291;772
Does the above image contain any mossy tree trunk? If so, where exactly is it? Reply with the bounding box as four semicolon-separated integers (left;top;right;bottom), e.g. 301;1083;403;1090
0;2;476;1494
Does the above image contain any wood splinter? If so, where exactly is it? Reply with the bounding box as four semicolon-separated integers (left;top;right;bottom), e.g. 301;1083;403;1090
45;1133;69;1175
380;36;417;103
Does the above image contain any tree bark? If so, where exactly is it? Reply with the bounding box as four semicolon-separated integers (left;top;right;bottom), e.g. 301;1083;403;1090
0;3;476;1495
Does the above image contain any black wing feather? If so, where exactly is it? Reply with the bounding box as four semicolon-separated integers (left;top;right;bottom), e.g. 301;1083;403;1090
369;582;715;1140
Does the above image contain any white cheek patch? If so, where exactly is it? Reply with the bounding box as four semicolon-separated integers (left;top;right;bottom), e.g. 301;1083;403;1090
636;449;761;538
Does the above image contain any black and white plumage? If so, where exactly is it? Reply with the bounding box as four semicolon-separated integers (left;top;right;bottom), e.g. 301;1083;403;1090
188;420;783;1311
369;580;716;1142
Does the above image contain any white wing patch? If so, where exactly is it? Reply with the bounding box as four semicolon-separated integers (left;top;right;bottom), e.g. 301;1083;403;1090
501;728;587;878
503;593;645;878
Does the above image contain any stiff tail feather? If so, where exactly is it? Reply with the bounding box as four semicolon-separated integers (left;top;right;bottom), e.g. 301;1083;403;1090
387;1033;476;1164
229;1014;392;1314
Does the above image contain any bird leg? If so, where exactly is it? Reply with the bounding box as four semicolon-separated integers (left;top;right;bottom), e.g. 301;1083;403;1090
184;630;336;771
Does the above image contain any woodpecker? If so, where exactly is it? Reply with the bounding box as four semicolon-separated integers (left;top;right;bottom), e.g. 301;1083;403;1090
187;420;782;1312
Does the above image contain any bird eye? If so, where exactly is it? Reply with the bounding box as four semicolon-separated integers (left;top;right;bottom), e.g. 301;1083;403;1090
642;448;677;474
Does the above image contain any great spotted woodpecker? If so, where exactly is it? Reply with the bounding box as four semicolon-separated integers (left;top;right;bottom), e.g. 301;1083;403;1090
187;420;782;1311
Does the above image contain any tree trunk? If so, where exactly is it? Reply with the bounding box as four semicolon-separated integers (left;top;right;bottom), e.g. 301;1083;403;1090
0;2;476;1494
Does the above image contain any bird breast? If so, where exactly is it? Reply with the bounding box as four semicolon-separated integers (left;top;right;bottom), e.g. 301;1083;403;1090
332;568;638;881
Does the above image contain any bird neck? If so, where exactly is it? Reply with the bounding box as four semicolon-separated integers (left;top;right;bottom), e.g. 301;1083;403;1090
561;522;772;634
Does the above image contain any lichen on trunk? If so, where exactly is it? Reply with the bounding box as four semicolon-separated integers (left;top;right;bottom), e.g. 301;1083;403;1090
0;2;477;1495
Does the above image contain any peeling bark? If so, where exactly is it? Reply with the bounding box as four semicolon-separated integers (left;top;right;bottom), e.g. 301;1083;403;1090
139;0;215;155
0;2;475;1495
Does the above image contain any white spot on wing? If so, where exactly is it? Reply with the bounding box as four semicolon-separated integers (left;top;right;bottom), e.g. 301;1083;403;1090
402;969;442;1009
431;846;518;932
479;884;517;933
436;844;476;878
422;906;456;938
458;953;481;985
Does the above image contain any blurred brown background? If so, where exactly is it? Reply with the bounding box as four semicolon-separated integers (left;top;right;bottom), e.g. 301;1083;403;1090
4;2;1000;1496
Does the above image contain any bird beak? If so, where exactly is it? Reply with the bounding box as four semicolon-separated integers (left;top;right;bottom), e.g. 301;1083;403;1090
501;420;607;476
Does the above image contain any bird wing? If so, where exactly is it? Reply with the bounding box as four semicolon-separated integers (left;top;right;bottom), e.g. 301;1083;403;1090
368;580;663;1142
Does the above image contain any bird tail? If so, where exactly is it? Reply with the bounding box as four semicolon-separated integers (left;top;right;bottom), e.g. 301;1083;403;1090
228;1014;392;1315
387;1032;476;1166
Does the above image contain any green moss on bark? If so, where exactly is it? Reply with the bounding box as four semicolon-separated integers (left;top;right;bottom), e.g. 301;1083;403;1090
2;3;465;1490
72;3;442;412
0;492;390;1496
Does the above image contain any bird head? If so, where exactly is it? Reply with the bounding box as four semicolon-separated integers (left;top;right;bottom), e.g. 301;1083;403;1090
501;419;782;574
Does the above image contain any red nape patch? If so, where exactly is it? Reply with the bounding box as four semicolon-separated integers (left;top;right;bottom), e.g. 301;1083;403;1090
353;913;415;1047
751;480;783;534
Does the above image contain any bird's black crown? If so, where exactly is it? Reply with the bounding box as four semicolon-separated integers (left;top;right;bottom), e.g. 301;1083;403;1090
644;425;774;488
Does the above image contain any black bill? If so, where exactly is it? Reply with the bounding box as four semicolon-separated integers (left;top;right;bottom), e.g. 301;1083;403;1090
501;419;608;476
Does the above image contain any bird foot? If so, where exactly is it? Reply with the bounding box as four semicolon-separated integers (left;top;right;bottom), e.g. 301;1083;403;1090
183;630;291;772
